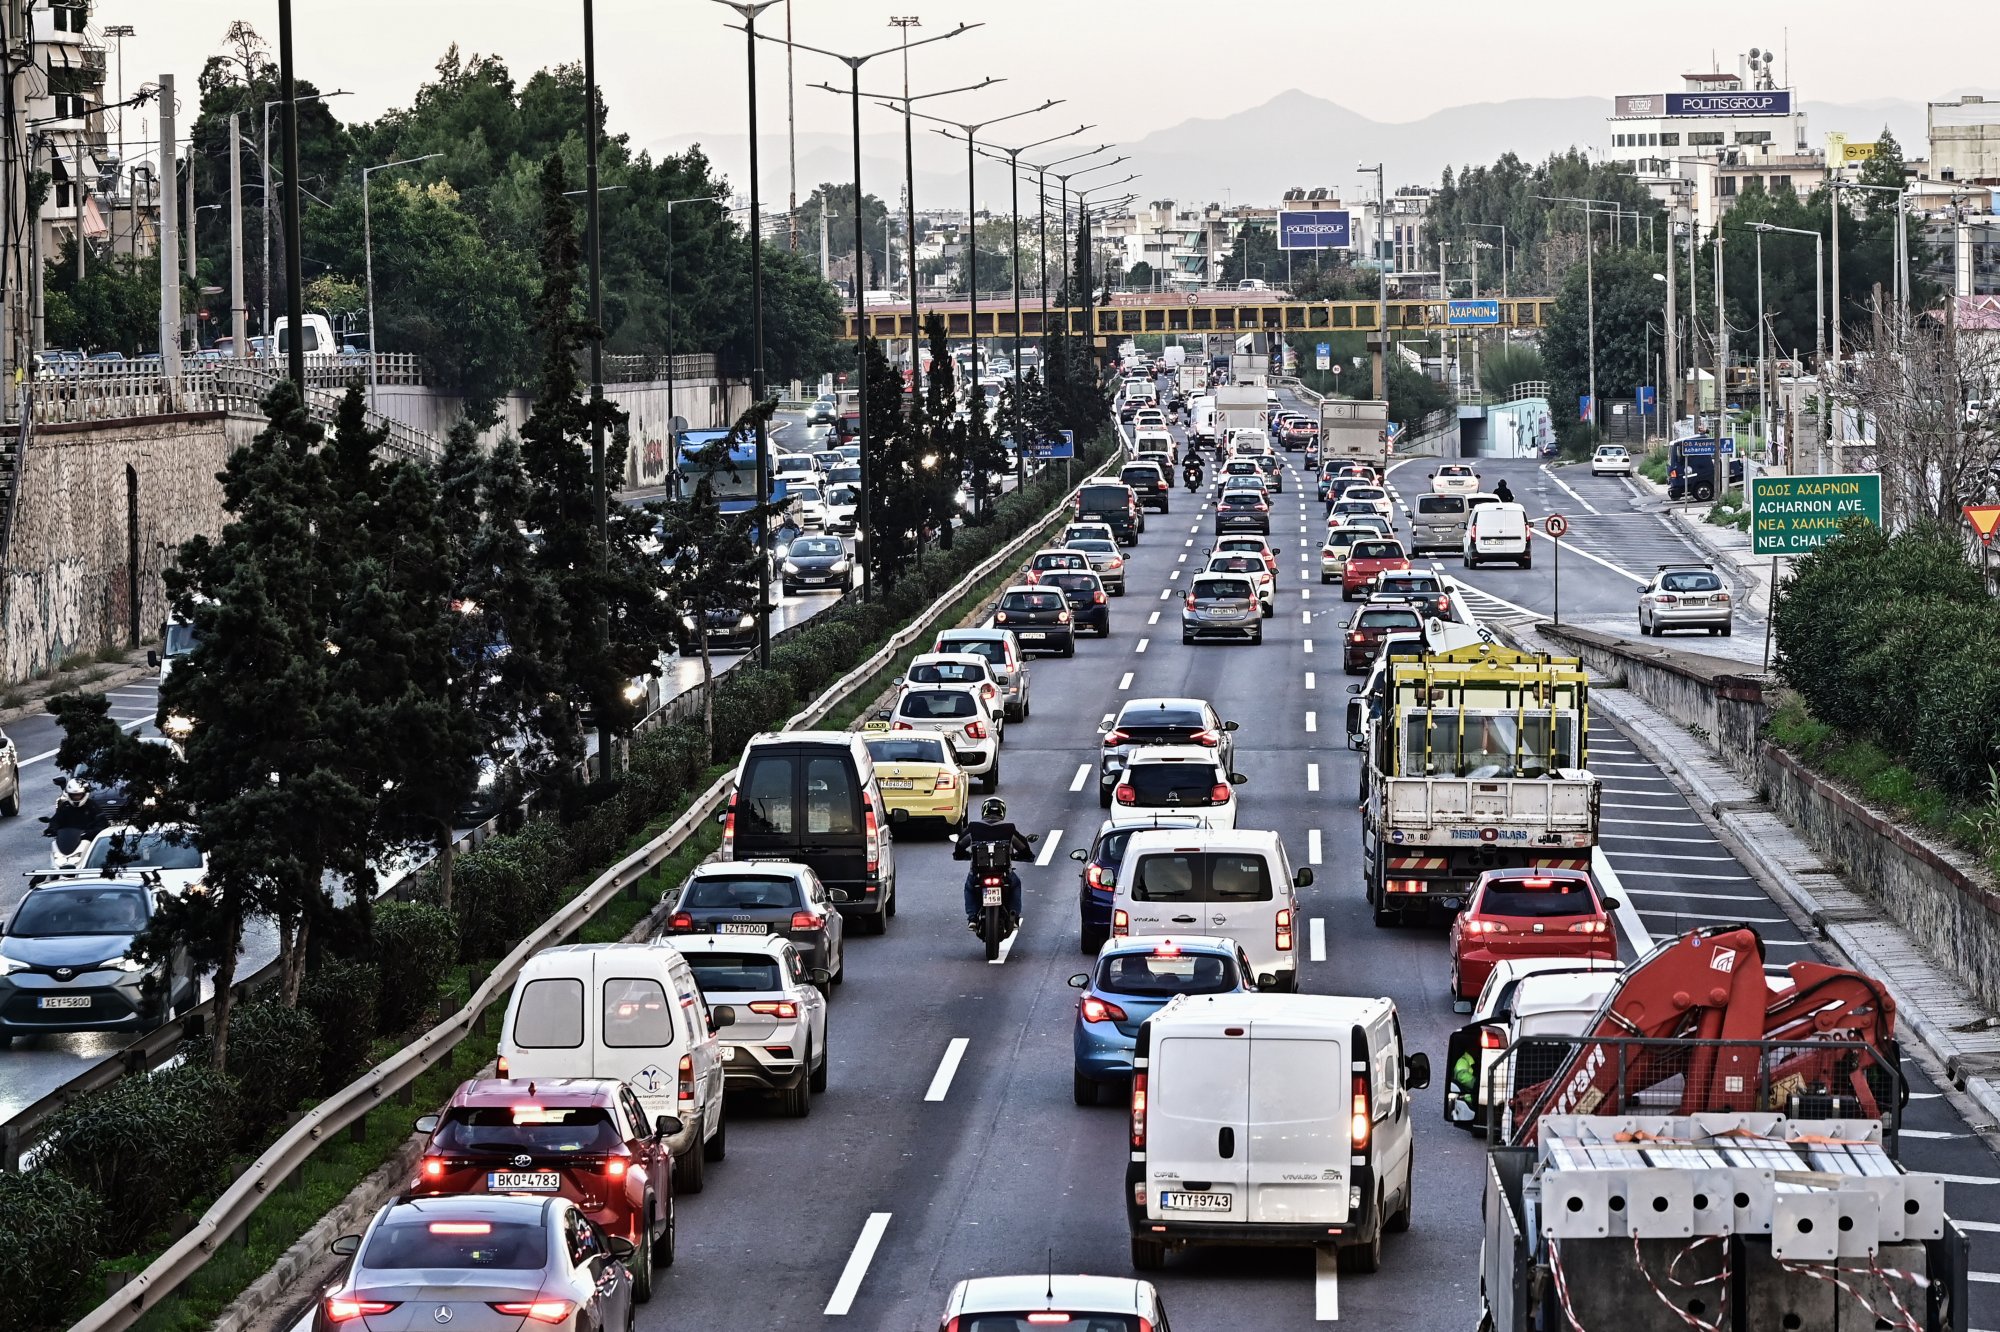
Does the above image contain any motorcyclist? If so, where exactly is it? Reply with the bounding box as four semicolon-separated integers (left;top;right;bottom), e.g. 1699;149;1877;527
1493;478;1515;505
955;796;1030;929
1183;455;1204;492
46;778;108;843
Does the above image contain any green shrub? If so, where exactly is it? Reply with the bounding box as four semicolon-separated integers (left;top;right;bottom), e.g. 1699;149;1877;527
373;901;459;1030
1913;646;2000;798
0;1167;101;1329
299;955;381;1092
39;1062;239;1251
449;842;540;962
628;720;710;810
227;1001;324;1139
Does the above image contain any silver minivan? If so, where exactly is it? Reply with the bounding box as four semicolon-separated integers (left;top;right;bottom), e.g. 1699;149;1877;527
1409;493;1468;555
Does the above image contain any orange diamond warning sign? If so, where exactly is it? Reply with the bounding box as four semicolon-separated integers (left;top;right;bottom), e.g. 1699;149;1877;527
1964;505;2000;544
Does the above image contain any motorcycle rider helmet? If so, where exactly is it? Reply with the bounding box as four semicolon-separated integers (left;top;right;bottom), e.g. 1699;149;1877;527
62;778;88;804
980;797;1007;823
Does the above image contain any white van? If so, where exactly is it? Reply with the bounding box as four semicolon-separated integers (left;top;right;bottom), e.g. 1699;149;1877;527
1111;829;1305;991
1463;501;1531;569
496;942;733;1193
1189;396;1216;444
1126;992;1429;1273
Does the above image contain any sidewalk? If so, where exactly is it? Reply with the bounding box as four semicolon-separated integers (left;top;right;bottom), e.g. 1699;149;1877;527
1512;618;2000;1131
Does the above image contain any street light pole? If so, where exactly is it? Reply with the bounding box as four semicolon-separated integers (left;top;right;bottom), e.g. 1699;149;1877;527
276;0;308;388
260;88;349;346
973;126;1093;390
1358;163;1386;398
1042;155;1128;336
1014;145;1113;338
361;153;442;412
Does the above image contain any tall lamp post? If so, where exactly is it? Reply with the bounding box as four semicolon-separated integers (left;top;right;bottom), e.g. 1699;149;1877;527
261;87;350;346
361;153;441;412
711;0;786;668
1045;156;1129;331
1537;195;1628;430
970;125;1095;387
1071;180;1139;361
760;22;980;603
1357;162;1387;398
998;144;1113;336
1748;221;1824;471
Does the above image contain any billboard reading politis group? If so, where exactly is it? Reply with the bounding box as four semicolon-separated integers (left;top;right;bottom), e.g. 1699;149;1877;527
1614;90;1793;117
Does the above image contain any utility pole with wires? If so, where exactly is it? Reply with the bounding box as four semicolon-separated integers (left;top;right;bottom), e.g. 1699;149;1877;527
784;0;798;251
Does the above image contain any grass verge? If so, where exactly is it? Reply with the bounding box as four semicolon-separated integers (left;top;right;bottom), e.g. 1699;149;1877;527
1766;698;1976;857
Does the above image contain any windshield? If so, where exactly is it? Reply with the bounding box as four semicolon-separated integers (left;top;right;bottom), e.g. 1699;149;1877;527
1480;878;1601;918
683;874;802;909
1098;950;1240;998
1400;710;1581;778
866;736;947;764
163;623;200;657
791;537;842;558
83;830;203;871
685;953;784;992
431;1105;622;1155
361;1220;545;1272
11;886;148;937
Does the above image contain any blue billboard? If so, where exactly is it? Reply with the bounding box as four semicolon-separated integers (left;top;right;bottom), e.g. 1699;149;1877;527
1666;90;1792;117
1446;299;1500;326
1277;210;1352;251
1022;430;1074;460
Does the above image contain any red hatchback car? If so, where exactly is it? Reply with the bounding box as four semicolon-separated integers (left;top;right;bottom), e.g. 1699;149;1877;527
412;1078;678;1299
1342;537;1412;600
1448;870;1619;1002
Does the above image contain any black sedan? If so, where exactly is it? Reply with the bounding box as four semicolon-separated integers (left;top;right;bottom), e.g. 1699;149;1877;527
781;535;853;595
1037;569;1111;637
664;861;845;986
1214;488;1272;534
677;602;758;653
992;585;1075;656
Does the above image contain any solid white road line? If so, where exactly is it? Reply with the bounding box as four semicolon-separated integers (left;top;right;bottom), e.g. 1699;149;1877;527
992;924;1021;963
1953;1219;2000;1230
1136;638;1150;653
1640;911;1789;926
1592;846;1653;954
22;716;148;765
1930;1174;2000;1186
1148;611;1161;625
1310;916;1327;962
1037;830;1065;867
924;1040;970;1102
1069;764;1092;792
1308;829;1323;865
1618;870;1755;881
1316;1246;1340;1320
1601;817;1706;828
1540;464;1602;516
1307;763;1321;792
1305;712;1317;732
1599;834;1723;845
824;1212;894;1314
1530;529;1647;585
1119;672;1135;690
1305;672;1316;690
1894;1129;1966;1140
1623;888;1769;903
1604;851;1739;862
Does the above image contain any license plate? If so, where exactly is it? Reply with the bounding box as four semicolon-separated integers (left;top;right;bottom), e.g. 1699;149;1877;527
37;995;91;1010
716;922;767;935
1019;631;1046;640
881;778;914;790
1161;1190;1232;1212
981;883;1005;906
488;1171;560;1191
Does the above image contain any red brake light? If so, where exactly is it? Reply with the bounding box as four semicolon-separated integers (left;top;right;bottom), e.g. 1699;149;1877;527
1190;728;1219;747
1184;595;1196;611
1479;1027;1506;1049
1112;908;1129;937
678;1054;695;1103
1094;590;1106;605
1569;919;1610;935
1103;729;1130;746
604;1156;628;1179
790;911;821;931
668;911;694;932
1276;907;1294;953
933;771;956;791
1209;782;1231;804
1462;919;1509;935
1080;996;1128;1024
891;720;912;730
1029;1316;1075;1325
326;1299;399;1324
429;1222;491;1235
421;1156;446;1181
1131;1070;1148;1148
1351;1073;1372;1150
864;799;880;876
964;719;988;741
491;1301;577;1325
1114;783;1136;805
1519;877;1555;888
748;1000;800;1018
1056;610;1071;623
722;796;737;857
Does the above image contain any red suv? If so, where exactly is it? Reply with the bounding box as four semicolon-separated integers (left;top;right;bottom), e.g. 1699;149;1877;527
412;1078;678;1299
1342;537;1411;600
1343;601;1423;673
1448;870;1618;1002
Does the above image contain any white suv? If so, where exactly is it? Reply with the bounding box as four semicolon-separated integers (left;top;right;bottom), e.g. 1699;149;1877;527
1431;463;1481;495
676;935;830;1118
1108;746;1245;829
888;684;1000;790
1590;444;1634;477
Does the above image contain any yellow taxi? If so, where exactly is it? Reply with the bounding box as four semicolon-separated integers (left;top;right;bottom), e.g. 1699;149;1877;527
863;725;969;832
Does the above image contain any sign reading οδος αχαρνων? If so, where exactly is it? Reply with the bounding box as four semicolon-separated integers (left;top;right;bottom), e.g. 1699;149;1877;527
1748;474;1881;556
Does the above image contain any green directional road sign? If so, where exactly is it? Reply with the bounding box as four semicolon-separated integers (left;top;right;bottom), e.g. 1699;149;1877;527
1748;473;1882;556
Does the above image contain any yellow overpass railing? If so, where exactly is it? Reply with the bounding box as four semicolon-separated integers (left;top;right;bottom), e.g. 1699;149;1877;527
840;295;1555;342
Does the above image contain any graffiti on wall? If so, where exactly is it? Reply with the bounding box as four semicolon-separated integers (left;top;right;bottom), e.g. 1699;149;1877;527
641;436;666;481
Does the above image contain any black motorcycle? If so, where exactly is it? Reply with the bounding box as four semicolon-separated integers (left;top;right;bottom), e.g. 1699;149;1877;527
966;833;1037;961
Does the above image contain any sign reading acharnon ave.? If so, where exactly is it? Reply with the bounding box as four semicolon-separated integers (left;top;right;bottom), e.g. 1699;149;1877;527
1748;474;1882;556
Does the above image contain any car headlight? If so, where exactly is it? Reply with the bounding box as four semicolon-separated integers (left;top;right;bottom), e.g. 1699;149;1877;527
782;562;800;574
830;559;850;573
0;954;24;976
107;954;149;972
737;614;755;629
680;614;697;630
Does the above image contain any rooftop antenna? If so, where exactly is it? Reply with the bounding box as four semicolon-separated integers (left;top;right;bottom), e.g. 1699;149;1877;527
1045;1247;1054;1302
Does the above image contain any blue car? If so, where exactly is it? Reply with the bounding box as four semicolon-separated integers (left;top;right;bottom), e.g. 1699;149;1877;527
1068;935;1256;1105
1069;816;1206;953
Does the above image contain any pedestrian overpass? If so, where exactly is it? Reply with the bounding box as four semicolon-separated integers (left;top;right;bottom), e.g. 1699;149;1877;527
839;292;1555;343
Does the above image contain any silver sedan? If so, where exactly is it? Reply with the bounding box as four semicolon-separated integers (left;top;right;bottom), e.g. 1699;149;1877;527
1638;565;1734;636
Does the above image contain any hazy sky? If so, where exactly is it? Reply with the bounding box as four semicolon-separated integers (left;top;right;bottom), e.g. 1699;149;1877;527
108;0;1991;178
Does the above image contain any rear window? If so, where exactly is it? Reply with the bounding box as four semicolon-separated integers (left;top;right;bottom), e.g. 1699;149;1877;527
908;661;985;684
739;753;796;836
1380;576;1441;593
1358;609;1422;629
866;736;947;764
363;1220;546;1272
804;755;860;835
939;637;1007;669
1660;571;1722;593
1121;466;1163;483
1130;853;1200;901
1352;541;1403;559
1000;591;1064;612
1417;496;1465;515
1194;578;1252;600
1220;493;1262;507
433;1105;622;1155
1479;877;1601;918
1044;573;1098;595
1117;705;1204;729
684;874;801;910
1079;485;1131;509
1098;951;1240;997
1125;761;1223;802
1033;552;1085;568
602;977;674;1048
899;690;977;720
1208;557;1262;574
512;977;585;1049
685;953;785;992
1209;853;1275;901
84;831;203;871
1128;851;1271;901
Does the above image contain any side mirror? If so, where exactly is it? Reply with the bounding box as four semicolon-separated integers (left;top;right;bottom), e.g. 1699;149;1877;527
1293;867;1315;888
710;1005;736;1031
1346;682;1363;694
146;650;160;668
1602;897;1622;911
808;967;833;986
1068;973;1090;988
653;1114;683;1139
414;1114;439;1135
1069;848;1087;863
1405;1052;1433;1091
1222;720;1239;732
607;1236;637;1263
1097;721;1112;733
1230;773;1248;785
890;676;904;687
330;1234;362;1257
714;810;727;826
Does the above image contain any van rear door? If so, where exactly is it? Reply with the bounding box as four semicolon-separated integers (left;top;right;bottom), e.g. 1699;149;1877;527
1202;848;1276;955
799;750;867;898
733;748;800;861
589;949;689;1118
1123;848;1204;936
1147;1028;1249;1222
1246;1024;1350;1224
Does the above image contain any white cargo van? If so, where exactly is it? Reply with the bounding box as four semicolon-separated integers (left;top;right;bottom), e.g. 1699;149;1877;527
1111;829;1306;991
497;942;734;1193
1189;395;1216;445
1126;992;1429;1273
1463;501;1531;568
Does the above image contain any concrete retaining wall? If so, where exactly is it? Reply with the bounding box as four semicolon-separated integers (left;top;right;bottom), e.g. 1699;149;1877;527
1;413;246;684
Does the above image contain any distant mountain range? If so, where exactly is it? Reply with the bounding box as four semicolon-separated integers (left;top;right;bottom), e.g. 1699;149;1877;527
650;89;1970;218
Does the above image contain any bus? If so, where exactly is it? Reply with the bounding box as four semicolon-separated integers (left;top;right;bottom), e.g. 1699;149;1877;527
673;429;791;516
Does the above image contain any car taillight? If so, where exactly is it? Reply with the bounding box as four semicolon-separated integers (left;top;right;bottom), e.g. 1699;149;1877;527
966;720;989;741
749;1000;800;1018
604;1156;629;1179
1086;864;1111;889
1114;783;1136;805
891;720;913;730
668;911;694;932
491;1302;577;1325
1131;1071;1148;1148
1112;908;1130;937
1462;919;1509;935
982;683;996;702
1349;631;1367;642
1103;729;1129;746
933;771;956;791
678;1054;695;1103
1715;591;1731;602
1025;570;1041;583
325;1299;399;1324
1184;595;1197;611
1094;590;1106;605
1438;596;1451;613
1276;907;1293;952
1209;782;1231;803
495;1055;509;1076
790;911;821;931
1190;728;1219;747
1351;1072;1372;1151
721;796;737;857
1569;919;1610;935
1057;610;1071;623
1479;1027;1506;1050
421;1156;447;1181
1110;557;1123;569
1655;594;1679;605
1081;996;1128;1024
995;611;1009;623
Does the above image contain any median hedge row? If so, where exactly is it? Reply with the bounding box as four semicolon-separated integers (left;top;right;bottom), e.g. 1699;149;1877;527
1772;519;2000;799
3;432;1119;1332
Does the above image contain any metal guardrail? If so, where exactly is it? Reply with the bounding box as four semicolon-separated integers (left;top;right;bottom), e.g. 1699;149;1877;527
63;428;1127;1332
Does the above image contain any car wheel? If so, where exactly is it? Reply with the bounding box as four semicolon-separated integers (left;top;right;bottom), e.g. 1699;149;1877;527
1073;1071;1102;1106
673;1122;706;1194
1021;695;1031;719
1720;623;1733;637
781;1072;812;1118
704;1105;728;1161
885;882;897;918
1261;602;1273;619
1251;628;1264;645
1099;781;1114;808
811;1026;830;1092
1131;1237;1168;1272
1340;1207;1385;1274
632;1215;655;1302
1061;639;1075;658
0;782;18;818
983;761;1001;793
1081;924;1107;954
1320;573;1332;585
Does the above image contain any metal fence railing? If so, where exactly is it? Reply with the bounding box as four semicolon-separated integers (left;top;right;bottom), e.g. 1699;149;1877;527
61;427;1128;1332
